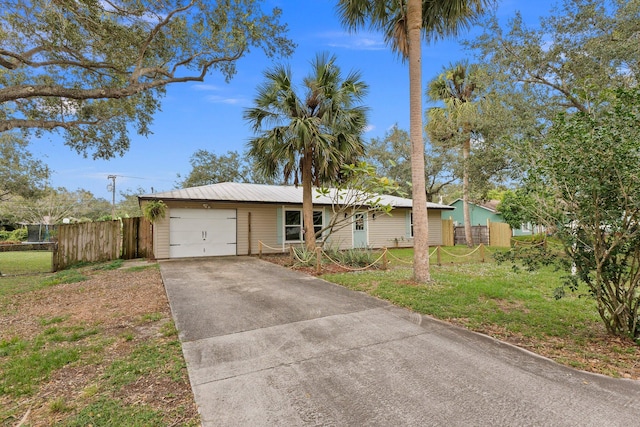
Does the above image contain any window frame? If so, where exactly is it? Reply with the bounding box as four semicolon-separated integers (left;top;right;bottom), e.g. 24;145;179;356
283;208;324;243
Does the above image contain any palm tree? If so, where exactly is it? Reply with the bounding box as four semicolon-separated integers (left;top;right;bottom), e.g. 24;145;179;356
336;0;491;282
244;52;369;251
427;61;487;247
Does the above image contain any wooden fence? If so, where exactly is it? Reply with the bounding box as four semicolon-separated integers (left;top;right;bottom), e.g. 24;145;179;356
441;219;454;246
443;220;512;247
54;217;153;270
488;221;512;247
122;217;153;260
454;225;489;246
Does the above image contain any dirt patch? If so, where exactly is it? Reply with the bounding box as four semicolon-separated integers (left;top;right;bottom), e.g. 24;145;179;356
0;263;199;427
260;253;365;276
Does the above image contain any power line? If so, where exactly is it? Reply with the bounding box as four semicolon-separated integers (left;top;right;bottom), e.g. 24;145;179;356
105;174;174;183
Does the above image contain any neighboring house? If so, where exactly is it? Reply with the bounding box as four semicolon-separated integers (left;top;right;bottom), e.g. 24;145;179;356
139;182;454;259
441;199;536;236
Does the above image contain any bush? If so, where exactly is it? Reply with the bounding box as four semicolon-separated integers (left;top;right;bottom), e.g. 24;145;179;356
0;228;27;242
9;228;28;242
326;247;380;269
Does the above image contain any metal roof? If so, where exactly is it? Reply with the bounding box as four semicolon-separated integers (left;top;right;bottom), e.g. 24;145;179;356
139;182;454;210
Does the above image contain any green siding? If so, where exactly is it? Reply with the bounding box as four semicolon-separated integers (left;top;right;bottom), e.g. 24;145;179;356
441;200;502;226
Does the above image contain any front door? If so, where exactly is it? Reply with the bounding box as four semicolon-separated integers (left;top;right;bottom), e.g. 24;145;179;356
353;212;368;248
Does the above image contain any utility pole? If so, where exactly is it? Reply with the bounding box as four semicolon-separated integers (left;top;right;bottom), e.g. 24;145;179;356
107;175;116;219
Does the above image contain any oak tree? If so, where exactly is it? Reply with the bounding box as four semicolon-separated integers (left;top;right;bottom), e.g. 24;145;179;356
0;0;294;158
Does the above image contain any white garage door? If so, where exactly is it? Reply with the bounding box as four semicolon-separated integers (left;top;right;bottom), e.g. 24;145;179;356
169;208;237;258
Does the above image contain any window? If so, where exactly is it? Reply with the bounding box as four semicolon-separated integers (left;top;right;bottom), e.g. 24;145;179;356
285;210;302;241
354;213;365;231
284;209;324;242
313;211;323;237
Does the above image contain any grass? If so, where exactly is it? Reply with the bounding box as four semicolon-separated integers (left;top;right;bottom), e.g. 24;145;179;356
386;245;495;266
0;251;52;275
63;397;166;427
322;247;637;375
0;260;198;426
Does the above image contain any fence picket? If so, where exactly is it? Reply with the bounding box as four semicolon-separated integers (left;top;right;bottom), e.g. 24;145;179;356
54;218;152;270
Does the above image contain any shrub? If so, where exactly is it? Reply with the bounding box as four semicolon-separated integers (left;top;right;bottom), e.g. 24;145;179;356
9;228;28;242
325;247;380;269
0;228;28;242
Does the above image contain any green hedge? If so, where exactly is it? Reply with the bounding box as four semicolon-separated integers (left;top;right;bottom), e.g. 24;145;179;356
0;228;28;242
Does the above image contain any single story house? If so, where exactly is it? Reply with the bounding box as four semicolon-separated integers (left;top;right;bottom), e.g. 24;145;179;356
139;182;454;259
442;199;539;236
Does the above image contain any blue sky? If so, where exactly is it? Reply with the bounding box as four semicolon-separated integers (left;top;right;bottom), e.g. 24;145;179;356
29;0;556;202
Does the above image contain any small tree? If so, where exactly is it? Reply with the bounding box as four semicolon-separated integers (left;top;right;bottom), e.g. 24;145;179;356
528;87;640;340
315;162;403;242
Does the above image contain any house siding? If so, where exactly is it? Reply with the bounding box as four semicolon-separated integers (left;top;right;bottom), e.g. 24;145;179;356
238;204;280;255
153;212;170;259
324;211;354;250
144;200;449;258
369;210;412;248
444;200;502;226
326;208;444;249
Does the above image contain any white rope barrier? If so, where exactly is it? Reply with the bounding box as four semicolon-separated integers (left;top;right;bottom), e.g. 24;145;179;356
385;250;414;265
260;240;511;272
258;241;288;252
291;248;308;264
439;245;482;258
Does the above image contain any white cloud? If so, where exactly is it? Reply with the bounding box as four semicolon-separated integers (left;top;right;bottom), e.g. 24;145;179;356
364;124;375;133
204;95;245;105
192;84;222;91
317;31;386;51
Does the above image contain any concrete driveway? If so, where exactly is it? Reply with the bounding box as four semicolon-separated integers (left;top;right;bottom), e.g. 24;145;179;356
159;257;640;426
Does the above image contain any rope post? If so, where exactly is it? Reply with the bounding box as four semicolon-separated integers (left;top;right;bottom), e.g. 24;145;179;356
258;241;262;259
480;243;485;263
437;246;442;266
382;248;388;270
316;247;322;274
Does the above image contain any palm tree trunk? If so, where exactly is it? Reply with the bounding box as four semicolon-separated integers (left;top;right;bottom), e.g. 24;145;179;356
462;137;474;247
302;149;316;251
408;0;430;283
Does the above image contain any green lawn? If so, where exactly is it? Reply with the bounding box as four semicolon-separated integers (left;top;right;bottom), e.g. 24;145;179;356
324;247;604;349
0;251;52;275
385;245;500;266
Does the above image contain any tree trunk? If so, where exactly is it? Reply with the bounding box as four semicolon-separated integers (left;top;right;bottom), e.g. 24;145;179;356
408;0;430;283
462;137;474;247
302;149;316;251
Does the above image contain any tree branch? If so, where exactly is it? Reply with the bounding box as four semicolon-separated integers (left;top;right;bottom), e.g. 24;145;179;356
0;47;124;73
132;0;197;83
521;74;589;113
0;52;244;105
0;117;104;133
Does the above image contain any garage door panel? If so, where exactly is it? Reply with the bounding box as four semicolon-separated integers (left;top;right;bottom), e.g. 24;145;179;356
169;208;237;258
